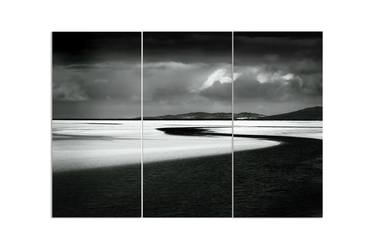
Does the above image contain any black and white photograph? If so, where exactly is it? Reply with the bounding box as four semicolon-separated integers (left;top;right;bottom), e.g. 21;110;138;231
3;1;375;248
234;32;322;217
51;31;322;218
52;32;142;217
143;32;233;217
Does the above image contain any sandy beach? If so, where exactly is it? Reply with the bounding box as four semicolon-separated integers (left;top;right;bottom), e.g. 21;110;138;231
234;135;322;217
53;125;322;217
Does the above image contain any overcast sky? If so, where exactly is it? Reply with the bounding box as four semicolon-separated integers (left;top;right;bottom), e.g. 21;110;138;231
53;32;322;119
53;32;140;119
234;32;322;115
143;32;232;116
144;32;322;116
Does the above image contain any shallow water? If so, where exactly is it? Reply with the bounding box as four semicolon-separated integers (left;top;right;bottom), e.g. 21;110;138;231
52;120;322;171
235;120;322;139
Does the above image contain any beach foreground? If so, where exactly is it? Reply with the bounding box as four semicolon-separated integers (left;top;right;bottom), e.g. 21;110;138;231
53;126;322;217
235;136;322;217
53;165;141;217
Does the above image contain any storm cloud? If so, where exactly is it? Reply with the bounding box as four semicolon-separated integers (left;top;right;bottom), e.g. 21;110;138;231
53;32;141;119
143;32;232;116
232;32;322;115
53;32;322;119
143;32;322;116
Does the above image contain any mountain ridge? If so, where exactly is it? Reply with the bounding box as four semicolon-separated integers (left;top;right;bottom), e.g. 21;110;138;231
142;106;322;120
258;106;322;120
53;106;322;121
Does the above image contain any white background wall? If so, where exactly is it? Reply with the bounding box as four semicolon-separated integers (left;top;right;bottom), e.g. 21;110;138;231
1;0;374;248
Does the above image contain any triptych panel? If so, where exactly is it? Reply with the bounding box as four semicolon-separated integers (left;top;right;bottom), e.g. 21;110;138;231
52;32;322;217
142;32;232;217
233;32;323;217
52;32;141;217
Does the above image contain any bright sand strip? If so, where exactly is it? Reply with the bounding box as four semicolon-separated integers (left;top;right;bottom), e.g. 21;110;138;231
52;120;281;172
52;120;322;172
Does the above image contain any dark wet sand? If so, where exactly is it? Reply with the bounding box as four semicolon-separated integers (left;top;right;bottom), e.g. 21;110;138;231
143;153;232;217
234;136;322;217
53;165;141;217
144;129;321;217
53;127;322;217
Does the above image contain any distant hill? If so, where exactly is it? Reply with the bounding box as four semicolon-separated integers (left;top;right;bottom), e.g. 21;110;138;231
54;107;322;121
143;112;264;120
142;107;322;120
143;112;230;120
259;106;322;120
235;112;266;120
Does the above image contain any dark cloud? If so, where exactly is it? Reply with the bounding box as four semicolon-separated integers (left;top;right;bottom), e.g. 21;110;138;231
53;32;141;119
142;32;233;116
143;62;232;116
53;32;141;65
199;81;232;101
53;32;322;118
144;32;232;63
232;32;322;114
144;32;322;116
53;79;89;102
235;32;322;64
